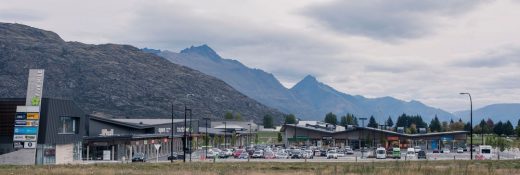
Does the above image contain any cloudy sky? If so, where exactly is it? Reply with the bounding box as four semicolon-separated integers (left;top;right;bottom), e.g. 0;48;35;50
1;0;520;112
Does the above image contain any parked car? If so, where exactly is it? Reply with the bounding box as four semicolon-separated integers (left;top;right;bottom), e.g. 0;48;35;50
345;148;354;155
218;151;230;158
238;152;249;159
233;149;245;158
457;147;464;153
132;153;146;162
417;150;427;159
392;148;401;159
414;146;421;153
433;149;440;153
251;150;264;159
303;150;314;159
442;148;451;154
327;150;338;159
275;152;289;159
167;152;178;160
320;150;327;157
291;150;304;159
376;147;386;159
337;150;346;157
406;148;416;159
264;151;276;159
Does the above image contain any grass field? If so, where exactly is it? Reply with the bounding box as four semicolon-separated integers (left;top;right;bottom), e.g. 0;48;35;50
1;160;520;175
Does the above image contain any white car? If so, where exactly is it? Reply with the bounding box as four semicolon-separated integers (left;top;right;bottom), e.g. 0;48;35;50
326;150;338;159
442;148;451;154
457;147;464;153
376;148;386;159
406;148;416;159
275;152;289;159
414;146;421;153
478;145;493;160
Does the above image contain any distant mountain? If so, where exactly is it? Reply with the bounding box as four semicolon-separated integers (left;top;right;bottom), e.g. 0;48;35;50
0;23;284;123
156;45;455;122
454;103;520;123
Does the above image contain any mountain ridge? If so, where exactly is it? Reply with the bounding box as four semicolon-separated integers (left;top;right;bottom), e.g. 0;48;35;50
0;22;284;123
157;44;456;122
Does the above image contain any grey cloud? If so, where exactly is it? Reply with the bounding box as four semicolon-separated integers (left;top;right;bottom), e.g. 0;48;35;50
0;9;46;21
303;0;485;41
453;48;520;68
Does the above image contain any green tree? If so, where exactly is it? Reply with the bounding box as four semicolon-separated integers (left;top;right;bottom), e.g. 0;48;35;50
386;116;394;128
340;116;348;126
285;114;297;124
324;112;338;125
464;122;471;132
504;120;514;136
367;116;378;128
231;132;237;146
224;112;234;120
409;123;417;134
494;121;504;136
277;132;282;143
344;113;358;126
429;115;442;132
235;113;242;121
263;115;274;128
255;133;259;144
516;119;520;137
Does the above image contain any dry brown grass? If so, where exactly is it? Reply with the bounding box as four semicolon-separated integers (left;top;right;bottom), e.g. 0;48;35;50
1;160;520;175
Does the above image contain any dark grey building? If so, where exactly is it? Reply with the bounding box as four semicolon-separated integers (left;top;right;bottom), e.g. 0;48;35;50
0;98;87;165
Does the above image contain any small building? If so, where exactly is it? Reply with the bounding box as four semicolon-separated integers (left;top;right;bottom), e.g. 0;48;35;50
281;122;468;150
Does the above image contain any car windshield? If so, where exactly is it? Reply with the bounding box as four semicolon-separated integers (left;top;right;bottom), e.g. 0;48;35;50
482;149;491;154
377;150;385;154
328;151;336;153
254;151;262;154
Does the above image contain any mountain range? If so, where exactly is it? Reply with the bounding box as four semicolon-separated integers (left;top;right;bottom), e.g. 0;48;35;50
155;45;457;122
454;103;520;123
0;23;284;123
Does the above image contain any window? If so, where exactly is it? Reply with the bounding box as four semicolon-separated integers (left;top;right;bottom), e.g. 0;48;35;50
58;117;79;134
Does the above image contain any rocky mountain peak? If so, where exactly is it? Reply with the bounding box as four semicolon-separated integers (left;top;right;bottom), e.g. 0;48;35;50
180;44;221;60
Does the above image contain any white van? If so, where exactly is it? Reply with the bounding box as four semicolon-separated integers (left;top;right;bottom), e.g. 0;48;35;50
478;145;493;160
376;147;386;159
406;148;416;159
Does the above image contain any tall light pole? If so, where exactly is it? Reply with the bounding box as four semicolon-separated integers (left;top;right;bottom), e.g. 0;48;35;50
460;92;473;160
247;123;252;148
183;106;190;163
203;117;210;159
170;103;174;163
223;121;227;149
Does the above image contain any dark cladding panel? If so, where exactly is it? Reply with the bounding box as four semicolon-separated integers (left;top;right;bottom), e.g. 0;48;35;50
39;98;86;145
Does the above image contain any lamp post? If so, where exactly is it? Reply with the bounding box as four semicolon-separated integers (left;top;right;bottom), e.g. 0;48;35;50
223;121;227;149
170;103;174;163
247;123;252;148
460;92;473;160
203;117;210;159
188;108;192;162
183;106;190;163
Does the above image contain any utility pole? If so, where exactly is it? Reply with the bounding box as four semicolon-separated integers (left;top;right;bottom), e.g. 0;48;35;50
203;118;210;159
170;103;174;163
460;92;473;160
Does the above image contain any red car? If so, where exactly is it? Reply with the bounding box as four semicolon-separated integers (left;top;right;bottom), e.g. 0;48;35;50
233;149;245;158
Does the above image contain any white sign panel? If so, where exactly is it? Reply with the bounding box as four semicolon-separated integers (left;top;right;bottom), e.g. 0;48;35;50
24;142;36;148
154;144;161;150
25;69;45;106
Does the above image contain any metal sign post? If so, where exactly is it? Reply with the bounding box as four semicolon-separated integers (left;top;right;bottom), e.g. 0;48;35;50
154;144;161;163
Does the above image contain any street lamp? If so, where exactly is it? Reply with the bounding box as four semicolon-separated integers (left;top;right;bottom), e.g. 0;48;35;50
247;123;252;148
460;92;473;160
203;117;211;159
170;103;174;163
183;106;191;163
223;121;227;149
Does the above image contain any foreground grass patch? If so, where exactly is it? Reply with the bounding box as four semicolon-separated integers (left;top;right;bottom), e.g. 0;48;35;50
1;160;520;175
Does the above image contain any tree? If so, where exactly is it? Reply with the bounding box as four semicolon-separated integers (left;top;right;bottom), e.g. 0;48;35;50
324;112;338;125
285;114;296;124
464;122;471;132
263;115;274;128
504;120;515;136
441;121;449;132
429;115;442;132
231;132;237;146
486;118;495;133
277;132;282;143
516;119;520;137
224;112;234;120
235;113;242;121
255;133;259;144
386;116;394;128
367;116;378;128
340;116;348;126
409;123;417;134
494;121;504;136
